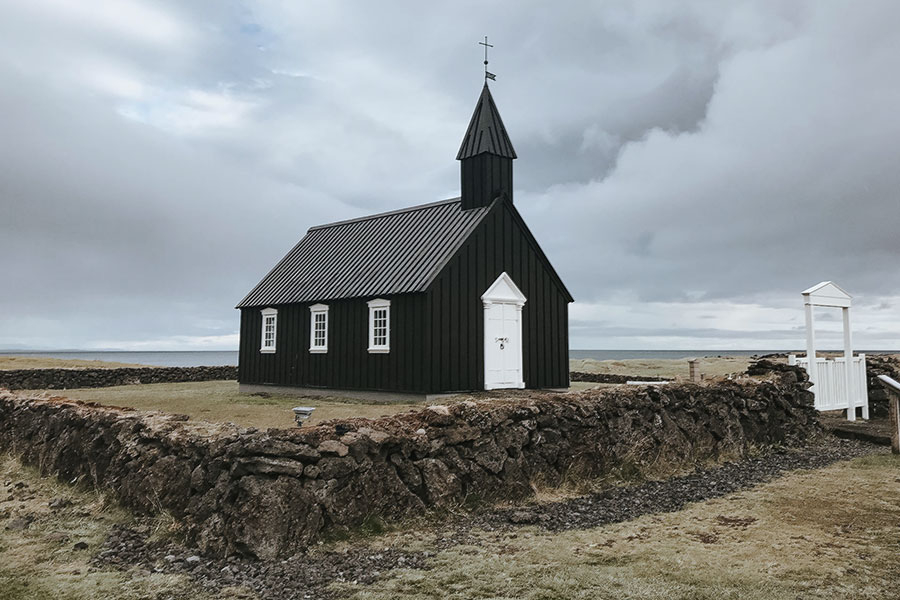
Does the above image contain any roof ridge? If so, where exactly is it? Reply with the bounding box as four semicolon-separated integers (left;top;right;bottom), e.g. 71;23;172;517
307;197;462;231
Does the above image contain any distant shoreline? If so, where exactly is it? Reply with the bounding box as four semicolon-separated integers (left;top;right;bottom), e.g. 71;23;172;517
1;348;897;369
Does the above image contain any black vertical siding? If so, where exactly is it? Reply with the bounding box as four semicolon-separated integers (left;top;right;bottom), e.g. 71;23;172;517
423;199;570;392
238;293;429;393
460;153;514;209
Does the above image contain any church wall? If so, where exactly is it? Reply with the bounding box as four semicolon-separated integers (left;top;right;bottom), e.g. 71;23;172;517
238;293;429;393
424;199;571;393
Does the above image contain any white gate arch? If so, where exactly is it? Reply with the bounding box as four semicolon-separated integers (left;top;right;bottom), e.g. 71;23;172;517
788;281;868;421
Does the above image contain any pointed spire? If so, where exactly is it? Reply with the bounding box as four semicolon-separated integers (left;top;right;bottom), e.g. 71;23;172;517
456;83;517;160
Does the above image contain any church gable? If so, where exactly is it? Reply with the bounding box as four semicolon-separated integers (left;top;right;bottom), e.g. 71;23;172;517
425;198;572;303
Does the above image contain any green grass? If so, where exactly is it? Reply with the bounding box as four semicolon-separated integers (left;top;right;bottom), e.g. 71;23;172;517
32;380;424;429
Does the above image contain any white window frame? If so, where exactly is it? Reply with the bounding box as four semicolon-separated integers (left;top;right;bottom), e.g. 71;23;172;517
309;303;329;353
260;307;277;353
367;298;390;353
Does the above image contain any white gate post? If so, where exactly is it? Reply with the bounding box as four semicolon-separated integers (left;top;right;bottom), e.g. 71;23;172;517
842;307;855;421
804;301;817;392
860;353;869;420
801;282;866;421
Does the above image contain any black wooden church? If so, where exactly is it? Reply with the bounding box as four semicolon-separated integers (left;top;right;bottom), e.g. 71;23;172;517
237;83;572;399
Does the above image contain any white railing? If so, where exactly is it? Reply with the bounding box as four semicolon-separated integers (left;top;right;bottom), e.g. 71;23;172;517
789;354;869;418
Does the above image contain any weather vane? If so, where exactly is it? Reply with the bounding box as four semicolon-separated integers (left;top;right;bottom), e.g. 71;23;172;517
479;36;496;81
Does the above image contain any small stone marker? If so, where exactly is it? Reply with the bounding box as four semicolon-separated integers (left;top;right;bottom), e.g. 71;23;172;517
292;406;315;427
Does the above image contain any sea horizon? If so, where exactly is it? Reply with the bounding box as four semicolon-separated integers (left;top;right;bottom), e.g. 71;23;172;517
2;348;897;368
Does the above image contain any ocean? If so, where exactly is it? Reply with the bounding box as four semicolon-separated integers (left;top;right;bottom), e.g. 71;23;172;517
0;349;807;367
0;351;240;367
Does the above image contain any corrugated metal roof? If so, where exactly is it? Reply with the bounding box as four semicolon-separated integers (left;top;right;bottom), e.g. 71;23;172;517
456;83;517;160
237;198;492;307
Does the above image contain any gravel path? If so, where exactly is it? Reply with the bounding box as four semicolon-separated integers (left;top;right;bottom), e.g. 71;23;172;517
92;437;882;600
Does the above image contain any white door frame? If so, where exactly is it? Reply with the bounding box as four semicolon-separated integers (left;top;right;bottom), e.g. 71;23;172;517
481;272;526;390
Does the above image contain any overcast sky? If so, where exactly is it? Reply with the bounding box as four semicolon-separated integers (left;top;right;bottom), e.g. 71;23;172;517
2;1;898;351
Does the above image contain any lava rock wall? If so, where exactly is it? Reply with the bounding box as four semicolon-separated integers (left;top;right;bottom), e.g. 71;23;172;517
569;372;671;383
0;366;238;390
0;364;818;559
865;354;900;418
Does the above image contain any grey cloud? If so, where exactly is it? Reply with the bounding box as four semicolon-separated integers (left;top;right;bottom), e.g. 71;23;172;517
1;0;898;349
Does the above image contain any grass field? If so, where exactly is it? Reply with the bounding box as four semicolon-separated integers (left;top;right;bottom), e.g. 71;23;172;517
1;451;897;600
32;380;423;429
569;356;757;380
0;356;150;370
20;356;785;428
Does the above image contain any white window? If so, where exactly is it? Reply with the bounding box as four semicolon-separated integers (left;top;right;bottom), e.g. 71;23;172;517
260;308;277;353
309;303;329;353
367;298;390;353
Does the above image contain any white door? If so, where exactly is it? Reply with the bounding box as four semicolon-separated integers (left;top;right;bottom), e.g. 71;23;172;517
482;272;526;390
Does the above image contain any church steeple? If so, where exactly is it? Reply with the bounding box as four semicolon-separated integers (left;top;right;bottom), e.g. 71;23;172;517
457;83;516;210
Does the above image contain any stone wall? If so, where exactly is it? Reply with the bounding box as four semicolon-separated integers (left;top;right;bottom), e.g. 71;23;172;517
865;354;900;418
0;362;818;559
0;366;238;390
569;372;671;384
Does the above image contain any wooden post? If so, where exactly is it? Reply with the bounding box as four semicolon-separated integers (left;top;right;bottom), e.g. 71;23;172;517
688;360;699;383
842;307;855;421
892;394;900;455
877;375;900;454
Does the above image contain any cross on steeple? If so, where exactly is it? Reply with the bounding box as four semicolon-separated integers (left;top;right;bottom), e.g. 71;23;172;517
479;36;496;81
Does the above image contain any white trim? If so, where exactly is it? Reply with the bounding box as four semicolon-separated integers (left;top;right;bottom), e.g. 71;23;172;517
802;280;852;308
260;307;278;353
309;303;329;353
481;271;527;307
367;298;391;353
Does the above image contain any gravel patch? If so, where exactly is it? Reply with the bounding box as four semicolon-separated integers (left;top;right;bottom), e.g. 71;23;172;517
91;437;882;600
92;526;432;599
477;438;880;533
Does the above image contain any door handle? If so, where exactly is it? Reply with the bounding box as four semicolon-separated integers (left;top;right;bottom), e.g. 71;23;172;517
495;337;508;349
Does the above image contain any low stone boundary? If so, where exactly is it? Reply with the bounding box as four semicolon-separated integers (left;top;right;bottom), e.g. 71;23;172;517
866;355;900;418
0;362;819;559
0;366;238;390
569;372;671;384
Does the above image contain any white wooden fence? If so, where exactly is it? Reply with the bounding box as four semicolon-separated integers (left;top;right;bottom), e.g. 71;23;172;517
789;354;869;417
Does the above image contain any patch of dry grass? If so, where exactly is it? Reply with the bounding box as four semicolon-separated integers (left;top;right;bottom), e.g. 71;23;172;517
0;355;149;370
0;453;244;600
30;380;424;429
335;453;900;600
569;356;761;380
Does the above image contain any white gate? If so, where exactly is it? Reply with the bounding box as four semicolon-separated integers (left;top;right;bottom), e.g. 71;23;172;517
482;272;526;390
794;281;869;420
789;354;868;415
